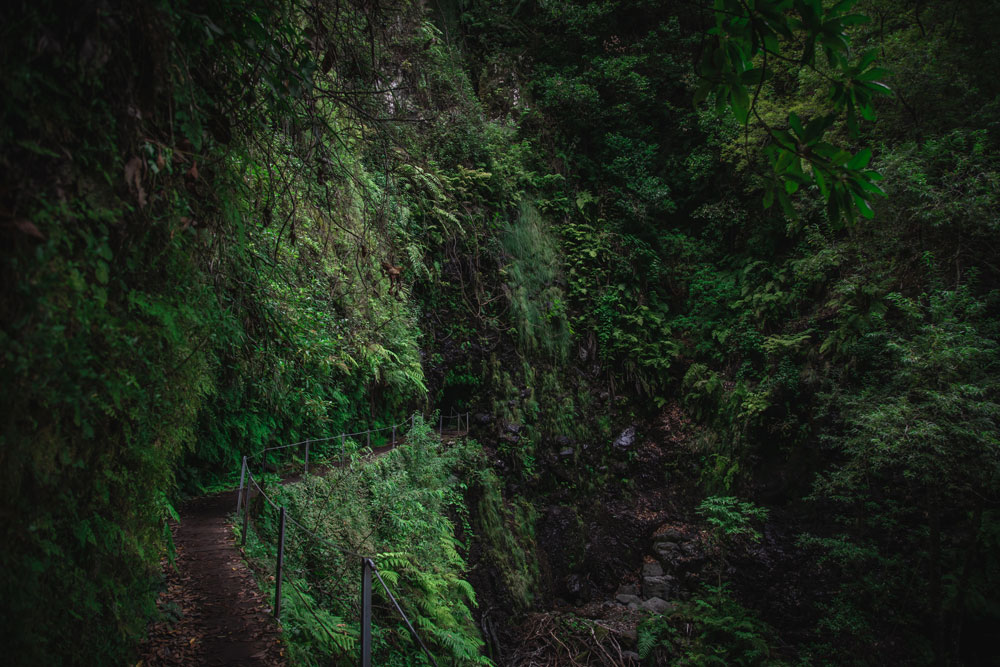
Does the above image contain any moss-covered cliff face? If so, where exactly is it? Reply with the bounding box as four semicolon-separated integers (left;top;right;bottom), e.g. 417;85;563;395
3;0;1000;664
0;0;496;662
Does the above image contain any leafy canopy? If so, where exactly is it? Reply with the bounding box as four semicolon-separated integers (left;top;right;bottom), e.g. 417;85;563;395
699;0;893;225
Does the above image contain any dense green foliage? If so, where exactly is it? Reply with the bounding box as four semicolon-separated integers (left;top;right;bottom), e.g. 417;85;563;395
3;0;1000;664
456;0;1000;663
241;419;491;665
637;586;786;666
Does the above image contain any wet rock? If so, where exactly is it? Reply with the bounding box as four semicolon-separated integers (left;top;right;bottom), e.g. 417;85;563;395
657;528;685;542
616;593;641;606
641;561;664;578
555;435;572;447
613;425;637;449
617;584;638;597
475;412;492;424
653;541;680;564
559;447;574;458
642;574;674;600
622;650;640;663
641;597;675;614
505;422;522;434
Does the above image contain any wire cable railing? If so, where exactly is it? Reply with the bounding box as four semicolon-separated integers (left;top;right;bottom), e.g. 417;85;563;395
234;412;470;666
252;411;471;478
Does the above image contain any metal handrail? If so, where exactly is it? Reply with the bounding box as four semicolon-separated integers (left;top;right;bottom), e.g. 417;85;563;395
253;413;471;469
258;421;408;457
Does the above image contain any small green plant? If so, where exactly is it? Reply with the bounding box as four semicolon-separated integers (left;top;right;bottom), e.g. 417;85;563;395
637;585;785;665
697;496;769;590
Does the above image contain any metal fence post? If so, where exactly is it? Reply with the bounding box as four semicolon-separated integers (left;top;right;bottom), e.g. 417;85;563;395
241;484;250;547
304;441;309;475
237;456;247;515
361;559;372;667
275;506;286;619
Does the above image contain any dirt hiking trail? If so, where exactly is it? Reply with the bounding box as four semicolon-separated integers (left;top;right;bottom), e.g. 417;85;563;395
139;491;284;666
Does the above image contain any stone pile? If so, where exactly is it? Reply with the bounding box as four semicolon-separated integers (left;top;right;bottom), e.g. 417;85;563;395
614;525;704;614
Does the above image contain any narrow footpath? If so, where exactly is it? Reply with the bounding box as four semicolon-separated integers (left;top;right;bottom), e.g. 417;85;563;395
139;491;285;666
138;423;468;666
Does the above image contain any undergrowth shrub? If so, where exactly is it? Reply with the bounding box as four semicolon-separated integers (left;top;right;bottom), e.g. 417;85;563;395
637;585;785;666
241;417;490;665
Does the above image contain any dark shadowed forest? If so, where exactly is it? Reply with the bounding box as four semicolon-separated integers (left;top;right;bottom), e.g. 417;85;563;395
2;1;999;665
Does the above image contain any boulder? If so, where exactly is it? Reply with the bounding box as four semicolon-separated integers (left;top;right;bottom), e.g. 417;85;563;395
656;528;685;542
641;597;675;614
653;541;680;564
616;584;638;597
616;593;641;606
613;425;637;449
641;560;664;578
642;574;674;600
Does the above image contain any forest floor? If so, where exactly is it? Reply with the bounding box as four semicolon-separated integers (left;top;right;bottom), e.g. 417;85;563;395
138;491;286;666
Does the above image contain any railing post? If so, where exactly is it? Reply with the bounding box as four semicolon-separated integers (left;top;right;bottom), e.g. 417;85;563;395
361;559;372;667
341;433;345;459
241;482;250;547
367;430;370;449
411;413;415;430
392;424;396;444
237;456;247;515
439;414;443;434
275;506;286;619
304;441;309;476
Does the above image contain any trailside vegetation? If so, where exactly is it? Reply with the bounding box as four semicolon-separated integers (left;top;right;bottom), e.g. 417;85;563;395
239;419;492;665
